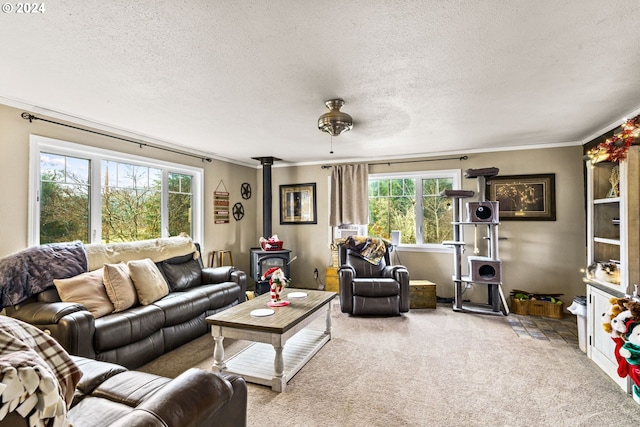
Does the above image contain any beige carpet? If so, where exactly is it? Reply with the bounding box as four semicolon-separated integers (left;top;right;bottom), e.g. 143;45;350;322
139;304;640;426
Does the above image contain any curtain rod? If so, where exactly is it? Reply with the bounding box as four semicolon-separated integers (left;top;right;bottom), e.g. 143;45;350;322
320;155;468;169
21;112;213;163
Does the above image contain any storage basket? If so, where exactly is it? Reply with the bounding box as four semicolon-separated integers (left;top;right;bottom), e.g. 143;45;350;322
528;299;564;319
261;240;283;251
510;297;529;315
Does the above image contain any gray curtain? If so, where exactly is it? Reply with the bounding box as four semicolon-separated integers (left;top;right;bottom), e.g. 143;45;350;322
330;164;369;227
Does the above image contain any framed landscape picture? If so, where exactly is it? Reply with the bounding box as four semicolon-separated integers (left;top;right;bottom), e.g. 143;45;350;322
279;183;317;224
487;174;556;221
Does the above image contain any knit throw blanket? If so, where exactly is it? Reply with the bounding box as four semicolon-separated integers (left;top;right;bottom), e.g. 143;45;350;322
84;234;197;271
344;236;389;265
0;316;82;427
0;242;87;310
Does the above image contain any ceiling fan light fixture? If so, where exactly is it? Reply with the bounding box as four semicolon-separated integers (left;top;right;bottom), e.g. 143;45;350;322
318;99;353;136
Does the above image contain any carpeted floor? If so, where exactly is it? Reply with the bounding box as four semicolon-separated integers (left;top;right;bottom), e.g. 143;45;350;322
139;303;640;426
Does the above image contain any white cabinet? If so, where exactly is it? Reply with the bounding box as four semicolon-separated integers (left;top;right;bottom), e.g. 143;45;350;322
585;146;640;392
586;284;630;392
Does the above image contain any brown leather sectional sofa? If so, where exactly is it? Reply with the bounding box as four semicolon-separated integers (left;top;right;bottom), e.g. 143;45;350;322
0;355;247;427
6;243;246;369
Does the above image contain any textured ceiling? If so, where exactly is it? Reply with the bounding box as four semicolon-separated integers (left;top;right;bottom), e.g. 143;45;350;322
2;1;640;167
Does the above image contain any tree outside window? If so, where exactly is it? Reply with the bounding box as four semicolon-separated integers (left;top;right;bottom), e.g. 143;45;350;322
368;178;416;243
35;139;200;245
101;161;162;243
422;177;454;244
168;172;193;237
368;172;456;246
39;153;90;244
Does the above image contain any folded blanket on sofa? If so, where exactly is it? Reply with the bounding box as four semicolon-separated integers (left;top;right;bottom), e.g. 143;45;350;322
344;236;389;265
0;241;87;309
84;234;198;271
0;316;82;427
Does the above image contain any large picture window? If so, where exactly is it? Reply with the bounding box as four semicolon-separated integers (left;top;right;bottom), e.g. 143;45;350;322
30;136;203;246
368;170;460;250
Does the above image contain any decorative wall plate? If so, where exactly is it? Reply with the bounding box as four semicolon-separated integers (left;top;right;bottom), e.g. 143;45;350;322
241;182;252;199
233;202;244;220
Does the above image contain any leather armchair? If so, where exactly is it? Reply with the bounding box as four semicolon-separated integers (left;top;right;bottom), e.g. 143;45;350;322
338;241;410;315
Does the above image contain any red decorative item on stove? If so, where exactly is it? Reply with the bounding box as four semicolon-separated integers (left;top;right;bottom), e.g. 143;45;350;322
261;240;283;251
260;235;284;251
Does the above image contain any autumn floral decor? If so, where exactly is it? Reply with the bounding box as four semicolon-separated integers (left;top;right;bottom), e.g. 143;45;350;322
587;114;640;164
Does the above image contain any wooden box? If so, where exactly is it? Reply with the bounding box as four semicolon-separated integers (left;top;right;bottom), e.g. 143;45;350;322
409;280;437;309
325;266;339;293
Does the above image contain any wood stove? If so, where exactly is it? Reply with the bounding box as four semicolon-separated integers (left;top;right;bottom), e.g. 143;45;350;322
251;156;290;294
250;248;291;294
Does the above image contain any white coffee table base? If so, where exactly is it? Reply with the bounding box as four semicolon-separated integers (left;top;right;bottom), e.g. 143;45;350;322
221;329;329;392
211;297;333;392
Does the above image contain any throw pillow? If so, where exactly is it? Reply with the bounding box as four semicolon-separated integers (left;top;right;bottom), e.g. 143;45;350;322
161;258;202;291
103;263;138;312
53;268;114;318
127;258;170;305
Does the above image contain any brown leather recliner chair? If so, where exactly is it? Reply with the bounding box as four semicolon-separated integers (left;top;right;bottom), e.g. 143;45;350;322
338;241;410;315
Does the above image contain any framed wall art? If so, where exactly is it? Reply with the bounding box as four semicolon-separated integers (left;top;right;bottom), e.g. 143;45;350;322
280;183;317;224
487;174;556;221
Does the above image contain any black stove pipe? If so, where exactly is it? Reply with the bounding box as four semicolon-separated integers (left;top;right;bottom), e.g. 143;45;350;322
252;156;280;239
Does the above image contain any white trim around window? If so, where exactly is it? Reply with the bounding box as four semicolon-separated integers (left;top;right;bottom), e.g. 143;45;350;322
28;135;204;246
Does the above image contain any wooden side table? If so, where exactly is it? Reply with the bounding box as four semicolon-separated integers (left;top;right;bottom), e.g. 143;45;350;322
409;280;437;309
325;267;339;293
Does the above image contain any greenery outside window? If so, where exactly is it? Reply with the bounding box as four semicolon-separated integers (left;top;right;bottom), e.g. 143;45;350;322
30;135;203;246
368;170;460;251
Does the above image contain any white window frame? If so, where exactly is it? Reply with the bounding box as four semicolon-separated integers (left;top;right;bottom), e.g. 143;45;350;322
368;169;461;253
29;135;204;246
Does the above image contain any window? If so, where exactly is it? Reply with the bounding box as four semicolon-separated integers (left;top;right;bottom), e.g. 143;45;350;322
30;135;203;246
39;152;90;243
168;172;193;237
101;160;163;242
368;170;460;250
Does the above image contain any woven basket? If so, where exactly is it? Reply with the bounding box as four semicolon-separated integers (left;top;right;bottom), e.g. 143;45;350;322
510;298;529;315
261;240;283;251
528;299;564;319
510;297;563;319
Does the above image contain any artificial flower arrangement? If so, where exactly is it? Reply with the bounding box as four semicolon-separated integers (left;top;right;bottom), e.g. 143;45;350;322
586;115;640;164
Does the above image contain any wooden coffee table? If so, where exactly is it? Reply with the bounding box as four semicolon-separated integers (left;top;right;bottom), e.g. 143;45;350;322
206;288;336;392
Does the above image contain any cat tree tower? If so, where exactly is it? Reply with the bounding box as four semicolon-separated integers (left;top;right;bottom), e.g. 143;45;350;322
442;168;507;315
